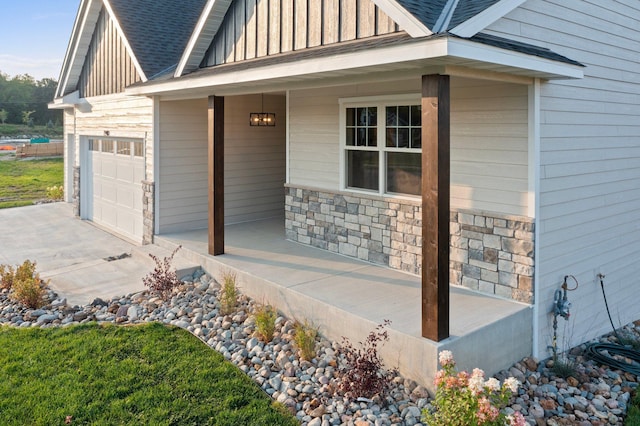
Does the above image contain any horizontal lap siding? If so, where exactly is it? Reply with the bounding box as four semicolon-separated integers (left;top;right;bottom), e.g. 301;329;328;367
158;95;286;232
73;95;153;181
486;0;640;355
289;79;529;216
451;80;528;216
225;94;286;224
158;99;209;233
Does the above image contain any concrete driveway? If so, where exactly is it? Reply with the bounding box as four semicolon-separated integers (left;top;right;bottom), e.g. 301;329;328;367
0;203;195;306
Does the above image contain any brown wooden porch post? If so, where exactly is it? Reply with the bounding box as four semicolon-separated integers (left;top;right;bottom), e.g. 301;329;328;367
421;74;450;341
208;95;224;255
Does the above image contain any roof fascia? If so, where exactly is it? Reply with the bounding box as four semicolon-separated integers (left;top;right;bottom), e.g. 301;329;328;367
127;36;582;97
450;0;527;37
49;91;84;109
55;0;99;98
447;37;583;79
175;0;233;78
102;0;147;81
371;0;433;37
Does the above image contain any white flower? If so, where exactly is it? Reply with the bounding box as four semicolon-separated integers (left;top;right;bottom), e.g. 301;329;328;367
504;377;521;393
438;350;454;366
468;374;484;395
484;377;500;392
471;368;485;379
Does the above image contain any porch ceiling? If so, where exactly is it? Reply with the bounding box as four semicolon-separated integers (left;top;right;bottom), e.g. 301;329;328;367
126;33;584;99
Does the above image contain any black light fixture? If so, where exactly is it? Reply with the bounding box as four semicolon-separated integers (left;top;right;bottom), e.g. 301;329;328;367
249;94;276;126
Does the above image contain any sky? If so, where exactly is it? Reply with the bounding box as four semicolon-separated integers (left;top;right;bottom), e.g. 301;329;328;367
0;1;80;81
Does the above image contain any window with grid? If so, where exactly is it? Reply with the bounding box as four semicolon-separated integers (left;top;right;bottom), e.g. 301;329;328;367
342;98;421;196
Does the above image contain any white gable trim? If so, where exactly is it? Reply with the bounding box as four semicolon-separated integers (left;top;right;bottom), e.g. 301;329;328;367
372;0;433;37
175;0;233;77
433;0;460;33
102;0;147;81
450;0;527;38
56;0;102;98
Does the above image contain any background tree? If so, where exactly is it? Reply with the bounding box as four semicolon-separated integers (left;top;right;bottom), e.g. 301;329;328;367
0;71;62;126
0;109;7;124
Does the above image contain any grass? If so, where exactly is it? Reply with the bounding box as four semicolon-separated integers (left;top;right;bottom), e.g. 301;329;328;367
0;157;63;209
0;123;63;138
627;390;640;425
0;322;298;426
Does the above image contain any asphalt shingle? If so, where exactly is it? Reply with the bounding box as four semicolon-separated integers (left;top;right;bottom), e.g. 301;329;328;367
108;0;206;79
394;0;450;30
448;0;502;30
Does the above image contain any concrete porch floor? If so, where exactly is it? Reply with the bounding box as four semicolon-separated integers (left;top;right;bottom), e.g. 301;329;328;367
156;217;533;390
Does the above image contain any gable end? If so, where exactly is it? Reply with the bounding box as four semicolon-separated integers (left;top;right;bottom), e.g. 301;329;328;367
200;0;400;68
77;7;142;98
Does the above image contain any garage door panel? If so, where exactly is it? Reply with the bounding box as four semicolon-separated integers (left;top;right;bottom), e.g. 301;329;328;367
86;140;144;243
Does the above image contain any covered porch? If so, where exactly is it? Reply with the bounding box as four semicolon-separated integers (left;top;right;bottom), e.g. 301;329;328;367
155;217;532;390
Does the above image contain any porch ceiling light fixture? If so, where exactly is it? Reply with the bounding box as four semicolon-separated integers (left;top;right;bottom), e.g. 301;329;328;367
249;94;276;126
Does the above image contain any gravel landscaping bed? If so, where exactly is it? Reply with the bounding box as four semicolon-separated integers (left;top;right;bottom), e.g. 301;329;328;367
1;269;638;425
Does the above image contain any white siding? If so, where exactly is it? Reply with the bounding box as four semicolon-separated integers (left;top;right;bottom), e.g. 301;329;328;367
72;94;154;180
157;95;286;233
158;99;209;233
225;94;286;224
451;80;529;215
486;0;640;356
289;78;529;215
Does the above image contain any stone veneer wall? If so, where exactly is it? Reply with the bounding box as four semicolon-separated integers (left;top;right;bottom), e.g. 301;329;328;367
142;180;155;245
73;166;80;217
285;185;534;304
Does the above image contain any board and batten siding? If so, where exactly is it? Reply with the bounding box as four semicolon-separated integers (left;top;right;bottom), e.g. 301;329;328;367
485;0;640;356
78;7;142;98
288;78;529;216
157;95;286;233
202;0;398;67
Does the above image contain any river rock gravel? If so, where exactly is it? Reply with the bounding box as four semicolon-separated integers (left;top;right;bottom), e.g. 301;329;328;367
0;269;638;425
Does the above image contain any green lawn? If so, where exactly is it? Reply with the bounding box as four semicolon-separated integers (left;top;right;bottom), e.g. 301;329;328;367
627;390;640;425
0;123;63;138
0;157;63;209
0;322;298;426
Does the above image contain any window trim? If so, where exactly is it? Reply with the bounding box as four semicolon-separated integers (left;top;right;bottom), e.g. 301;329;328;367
339;94;422;199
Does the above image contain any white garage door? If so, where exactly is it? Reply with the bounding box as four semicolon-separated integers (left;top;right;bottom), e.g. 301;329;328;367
85;139;144;243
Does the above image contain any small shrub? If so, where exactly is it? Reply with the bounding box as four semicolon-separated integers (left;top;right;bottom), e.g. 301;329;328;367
422;351;525;426
10;260;46;309
253;304;277;343
293;319;318;361
0;264;15;290
338;320;397;399
45;185;64;201
551;355;576;379
219;271;238;315
142;246;182;300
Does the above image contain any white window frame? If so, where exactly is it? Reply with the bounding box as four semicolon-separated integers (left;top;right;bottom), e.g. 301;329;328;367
339;94;422;199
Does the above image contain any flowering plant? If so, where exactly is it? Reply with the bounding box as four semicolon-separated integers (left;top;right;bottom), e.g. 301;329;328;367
422;351;526;426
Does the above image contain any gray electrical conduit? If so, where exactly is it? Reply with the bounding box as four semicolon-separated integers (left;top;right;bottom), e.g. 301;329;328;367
584;274;640;376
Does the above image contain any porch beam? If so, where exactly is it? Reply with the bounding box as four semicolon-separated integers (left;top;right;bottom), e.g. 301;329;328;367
208;95;224;255
421;74;450;341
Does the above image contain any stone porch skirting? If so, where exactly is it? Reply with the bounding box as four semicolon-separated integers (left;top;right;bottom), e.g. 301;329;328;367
284;184;534;304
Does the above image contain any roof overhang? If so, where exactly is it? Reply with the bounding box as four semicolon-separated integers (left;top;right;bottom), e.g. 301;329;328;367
49;91;91;111
128;34;584;99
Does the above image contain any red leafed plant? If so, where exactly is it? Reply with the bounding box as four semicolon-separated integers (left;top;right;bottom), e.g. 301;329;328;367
338;320;397;399
142;246;182;300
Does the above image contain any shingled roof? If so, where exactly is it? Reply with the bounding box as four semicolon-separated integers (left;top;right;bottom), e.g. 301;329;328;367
108;0;206;79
